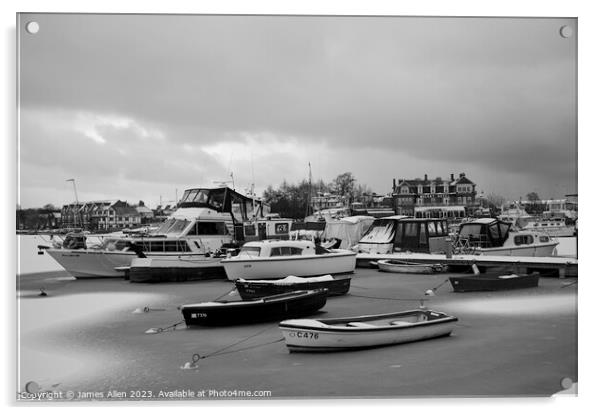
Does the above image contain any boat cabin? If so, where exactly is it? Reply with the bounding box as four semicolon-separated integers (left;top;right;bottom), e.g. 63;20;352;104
456;218;512;248
358;216;449;254
236;240;326;258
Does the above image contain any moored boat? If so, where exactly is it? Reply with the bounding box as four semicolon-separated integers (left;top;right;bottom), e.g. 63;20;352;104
221;240;356;280
279;309;458;352
449;272;540;292
376;259;444;274
180;289;328;326
235;275;351;300
128;256;226;283
41;187;294;278
454;218;558;257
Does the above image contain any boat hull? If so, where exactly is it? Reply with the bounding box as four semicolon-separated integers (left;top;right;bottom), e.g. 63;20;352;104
128;257;226;283
222;251;357;280
181;289;328;326
280;310;457;352
377;260;436;274
44;249;211;278
235;277;351;300
449;274;540;292
476;242;558;257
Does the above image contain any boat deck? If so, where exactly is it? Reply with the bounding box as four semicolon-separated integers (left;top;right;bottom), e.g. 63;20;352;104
357;252;578;277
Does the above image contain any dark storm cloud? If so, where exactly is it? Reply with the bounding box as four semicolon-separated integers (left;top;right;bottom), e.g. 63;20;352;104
18;14;576;206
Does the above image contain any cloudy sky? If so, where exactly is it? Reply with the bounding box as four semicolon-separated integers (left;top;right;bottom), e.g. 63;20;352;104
18;14;577;208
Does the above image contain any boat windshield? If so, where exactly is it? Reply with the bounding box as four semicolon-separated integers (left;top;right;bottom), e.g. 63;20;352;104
458;224;483;238
238;246;261;257
154;218;190;235
361;220;396;243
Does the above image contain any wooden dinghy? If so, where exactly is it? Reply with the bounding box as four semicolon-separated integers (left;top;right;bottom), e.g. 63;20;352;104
180;289;328;326
235;275;351;300
279;309;458;352
376;259;444;274
449;272;540;292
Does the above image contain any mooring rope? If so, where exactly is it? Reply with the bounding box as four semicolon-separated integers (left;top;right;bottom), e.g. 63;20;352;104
145;319;186;334
188;324;281;365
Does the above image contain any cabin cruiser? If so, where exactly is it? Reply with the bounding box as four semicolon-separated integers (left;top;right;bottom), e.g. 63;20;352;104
41;187;293;278
221;239;357;280
356;216;450;254
521;217;576;237
454;218;558;257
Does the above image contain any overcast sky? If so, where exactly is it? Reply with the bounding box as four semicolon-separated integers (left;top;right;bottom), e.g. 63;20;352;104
18;14;577;208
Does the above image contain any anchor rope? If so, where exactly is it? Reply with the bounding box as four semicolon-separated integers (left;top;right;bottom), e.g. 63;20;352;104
191;324;279;362
348;293;431;302
151;319;186;333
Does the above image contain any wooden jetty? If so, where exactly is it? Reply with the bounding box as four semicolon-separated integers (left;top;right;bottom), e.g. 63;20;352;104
356;253;578;278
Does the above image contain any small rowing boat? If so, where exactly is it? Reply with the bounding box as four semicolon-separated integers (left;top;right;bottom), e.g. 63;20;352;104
235;275;351;300
279;309;458;352
181;289;328;326
449;272;540;292
376;259;444;274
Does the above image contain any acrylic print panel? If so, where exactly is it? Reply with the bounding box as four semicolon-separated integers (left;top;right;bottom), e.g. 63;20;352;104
17;14;577;401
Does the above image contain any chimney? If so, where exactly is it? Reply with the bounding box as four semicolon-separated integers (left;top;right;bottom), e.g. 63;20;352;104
450;173;455;181
424;174;428;181
392;178;396;191
460;172;466;178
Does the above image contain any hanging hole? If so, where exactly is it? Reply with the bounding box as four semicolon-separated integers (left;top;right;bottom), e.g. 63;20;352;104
26;21;40;34
559;25;573;39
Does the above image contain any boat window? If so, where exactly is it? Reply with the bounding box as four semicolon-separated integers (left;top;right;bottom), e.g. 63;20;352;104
181;189;199;203
178;240;191;252
192;190;208;204
164;241;178;252
208;191;225;210
280;247;292;256
419;224;427;244
404;222;418;237
155;218;176;234
239;246;261;257
441;221;448;234
244;225;256;236
489;223;500;240
514;235;534;245
459;224;483;238
498;222;510;239
167;219;190;235
270;247;283;256
539;236;550;243
427;221;437;236
150;241;164;251
189;222;228;235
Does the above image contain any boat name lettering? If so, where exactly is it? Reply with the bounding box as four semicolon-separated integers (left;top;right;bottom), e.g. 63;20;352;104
244;265;252;268
289;331;319;339
191;313;207;318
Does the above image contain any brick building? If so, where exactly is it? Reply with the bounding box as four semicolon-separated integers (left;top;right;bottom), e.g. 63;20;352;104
391;173;478;218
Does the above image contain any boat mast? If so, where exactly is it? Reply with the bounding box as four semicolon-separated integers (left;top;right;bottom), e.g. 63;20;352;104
66;178;79;228
306;162;313;218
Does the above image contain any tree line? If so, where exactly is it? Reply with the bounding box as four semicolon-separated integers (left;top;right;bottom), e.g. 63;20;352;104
262;172;372;219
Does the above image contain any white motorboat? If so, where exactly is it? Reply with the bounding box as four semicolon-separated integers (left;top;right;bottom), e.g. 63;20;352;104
42;187;293;278
454;218;559;257
221;240;357;280
521;217;576;237
279;309;458;352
